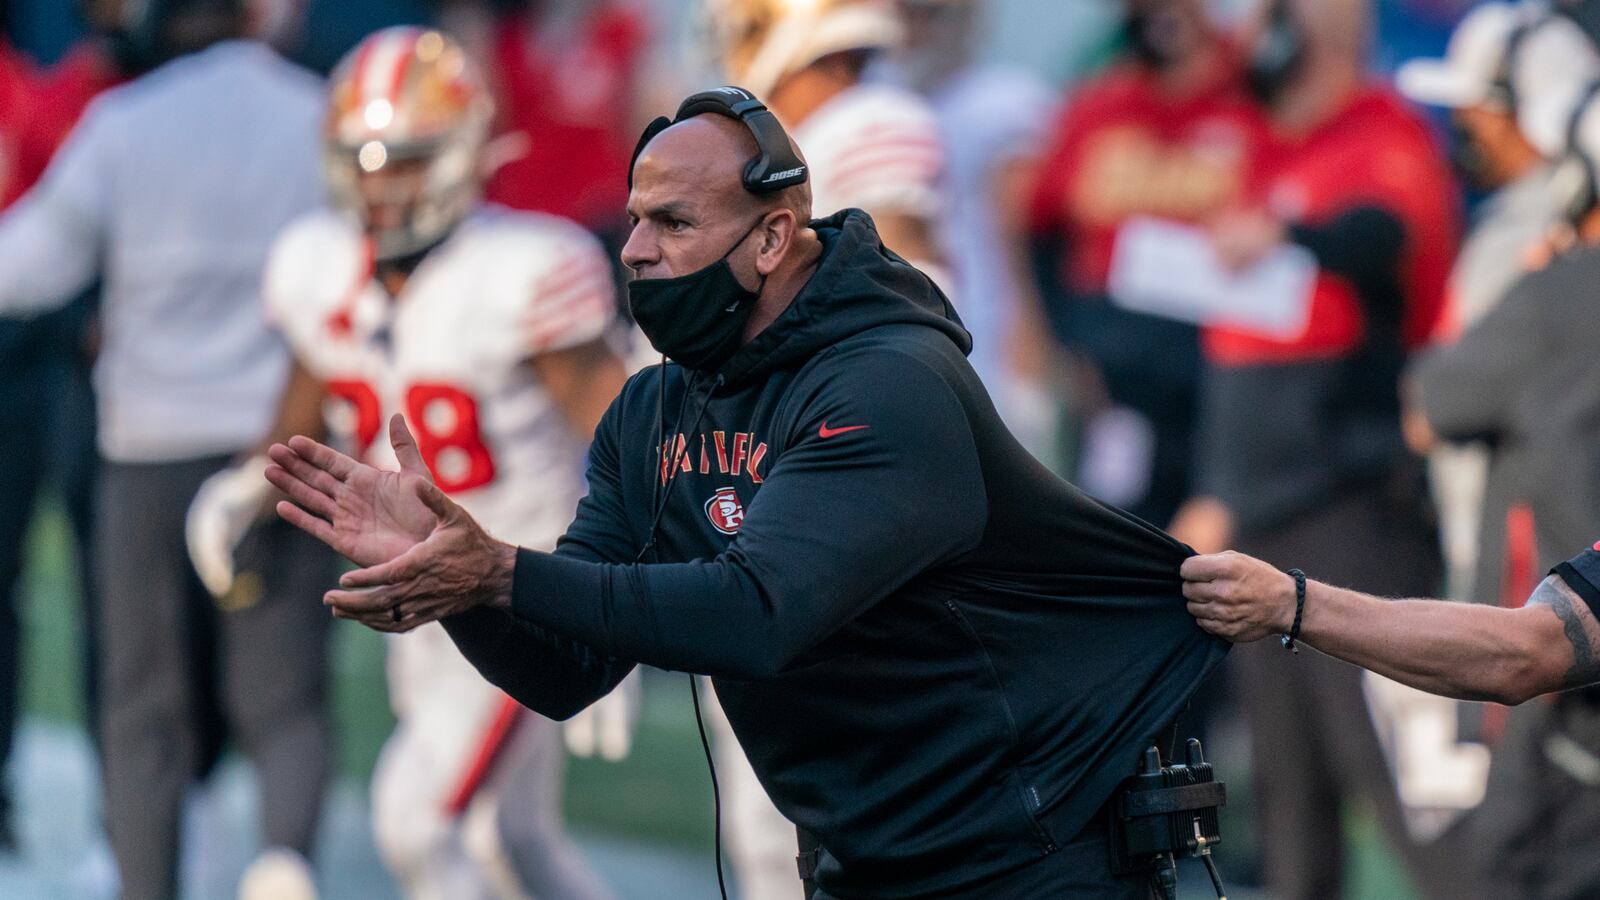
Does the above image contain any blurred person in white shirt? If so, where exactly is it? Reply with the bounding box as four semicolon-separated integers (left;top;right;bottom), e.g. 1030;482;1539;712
1398;1;1593;610
707;0;946;274
877;0;1064;467
1298;0;1594;869
0;1;333;897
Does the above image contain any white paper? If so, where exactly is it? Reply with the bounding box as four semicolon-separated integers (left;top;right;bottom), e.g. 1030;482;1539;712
1106;215;1318;339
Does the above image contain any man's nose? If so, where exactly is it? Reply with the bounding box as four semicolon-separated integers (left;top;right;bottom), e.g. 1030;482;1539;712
620;222;658;272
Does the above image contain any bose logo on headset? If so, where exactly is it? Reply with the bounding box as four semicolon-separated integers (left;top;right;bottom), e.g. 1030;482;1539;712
629;87;809;195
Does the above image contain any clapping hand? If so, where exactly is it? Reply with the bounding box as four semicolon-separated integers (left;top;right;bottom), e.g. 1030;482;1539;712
266;414;515;632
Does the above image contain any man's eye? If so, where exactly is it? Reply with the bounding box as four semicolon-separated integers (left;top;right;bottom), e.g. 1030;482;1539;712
664;219;687;233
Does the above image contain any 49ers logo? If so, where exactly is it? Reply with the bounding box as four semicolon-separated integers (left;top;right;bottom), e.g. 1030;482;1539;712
705;487;746;535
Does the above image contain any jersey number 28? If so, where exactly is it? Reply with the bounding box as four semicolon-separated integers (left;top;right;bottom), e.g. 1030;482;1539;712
325;379;496;494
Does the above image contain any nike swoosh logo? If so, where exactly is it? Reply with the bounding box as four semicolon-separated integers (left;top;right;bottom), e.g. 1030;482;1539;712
818;422;869;439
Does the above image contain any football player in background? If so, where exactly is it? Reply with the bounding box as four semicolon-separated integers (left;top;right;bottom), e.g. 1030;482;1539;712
1028;0;1267;531
184;27;634;899
706;0;945;276
695;2;946;895
879;0;1065;468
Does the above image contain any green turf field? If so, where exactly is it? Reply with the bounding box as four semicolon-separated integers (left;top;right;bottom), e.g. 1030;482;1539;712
16;500;716;850
16;500;1420;895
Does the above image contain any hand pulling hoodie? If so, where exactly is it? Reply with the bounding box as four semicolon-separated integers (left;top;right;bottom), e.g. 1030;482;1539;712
443;209;1228;897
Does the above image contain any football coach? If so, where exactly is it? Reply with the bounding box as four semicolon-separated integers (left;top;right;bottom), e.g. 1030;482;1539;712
266;88;1226;899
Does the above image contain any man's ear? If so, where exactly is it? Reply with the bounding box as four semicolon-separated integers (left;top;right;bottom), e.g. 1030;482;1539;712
755;209;797;276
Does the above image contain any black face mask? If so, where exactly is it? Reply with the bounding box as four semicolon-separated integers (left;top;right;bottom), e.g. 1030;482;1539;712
628;219;767;373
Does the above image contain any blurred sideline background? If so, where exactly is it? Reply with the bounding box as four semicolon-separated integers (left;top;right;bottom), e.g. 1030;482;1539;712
0;0;1480;896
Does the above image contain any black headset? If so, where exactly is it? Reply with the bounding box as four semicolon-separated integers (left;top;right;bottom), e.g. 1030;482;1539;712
628;86;809;195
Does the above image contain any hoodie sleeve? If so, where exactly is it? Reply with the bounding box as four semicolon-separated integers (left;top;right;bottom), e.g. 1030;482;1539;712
440;389;639;719
506;346;989;679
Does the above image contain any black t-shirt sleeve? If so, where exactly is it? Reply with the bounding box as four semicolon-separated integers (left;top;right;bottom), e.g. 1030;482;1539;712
507;347;989;679
1553;545;1600;625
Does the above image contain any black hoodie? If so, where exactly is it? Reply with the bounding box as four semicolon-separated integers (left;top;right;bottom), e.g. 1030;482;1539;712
443;209;1228;897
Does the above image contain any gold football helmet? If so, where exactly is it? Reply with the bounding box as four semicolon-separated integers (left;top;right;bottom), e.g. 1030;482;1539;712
323;27;493;260
703;0;905;99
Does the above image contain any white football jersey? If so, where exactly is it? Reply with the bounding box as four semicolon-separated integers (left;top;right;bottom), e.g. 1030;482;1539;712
790;82;942;221
265;205;617;550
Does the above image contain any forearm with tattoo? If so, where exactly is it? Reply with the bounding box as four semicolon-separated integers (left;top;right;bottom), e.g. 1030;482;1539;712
1527;575;1600;691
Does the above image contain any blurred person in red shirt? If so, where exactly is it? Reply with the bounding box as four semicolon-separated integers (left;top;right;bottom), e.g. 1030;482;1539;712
1168;0;1473;897
0;43;38;207
2;3;127;207
437;0;652;240
1027;0;1269;528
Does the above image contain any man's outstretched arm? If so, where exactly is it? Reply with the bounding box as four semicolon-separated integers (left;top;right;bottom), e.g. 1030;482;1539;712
271;351;987;680
264;414;631;719
1181;550;1600;705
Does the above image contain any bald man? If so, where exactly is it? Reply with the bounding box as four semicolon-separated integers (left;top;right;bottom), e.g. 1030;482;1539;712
265;92;1227;899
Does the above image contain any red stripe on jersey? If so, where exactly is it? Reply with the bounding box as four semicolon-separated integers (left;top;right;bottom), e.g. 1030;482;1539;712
528;304;608;357
835;135;941;158
526;291;611;352
324;238;376;339
827;140;941;184
537;254;609;299
831;154;941;192
829;158;941;207
856;119;938;139
537;273;611;316
825;141;934;175
443;694;526;816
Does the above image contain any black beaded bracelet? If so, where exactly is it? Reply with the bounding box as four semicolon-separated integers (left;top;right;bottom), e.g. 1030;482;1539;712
1281;568;1307;654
